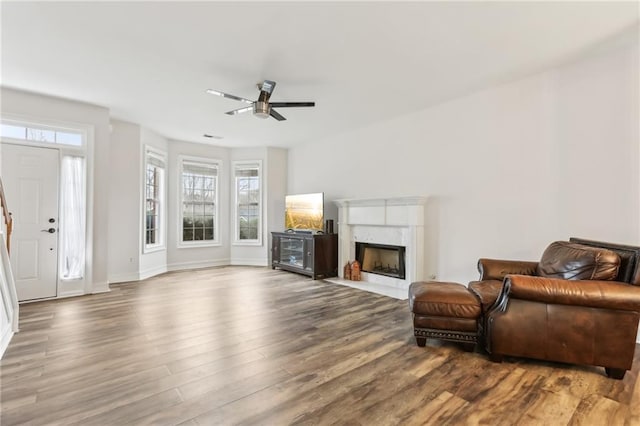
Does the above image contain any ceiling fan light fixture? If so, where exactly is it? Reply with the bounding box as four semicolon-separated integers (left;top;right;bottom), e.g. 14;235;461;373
210;80;314;121
253;102;270;119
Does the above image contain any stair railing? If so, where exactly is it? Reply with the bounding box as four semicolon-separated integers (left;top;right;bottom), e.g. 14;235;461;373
0;177;18;358
0;179;12;255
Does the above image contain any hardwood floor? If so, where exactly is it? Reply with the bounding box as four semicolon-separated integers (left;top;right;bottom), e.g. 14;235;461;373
2;266;640;425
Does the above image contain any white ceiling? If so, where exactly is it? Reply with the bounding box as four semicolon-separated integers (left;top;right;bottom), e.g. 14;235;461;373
1;1;638;148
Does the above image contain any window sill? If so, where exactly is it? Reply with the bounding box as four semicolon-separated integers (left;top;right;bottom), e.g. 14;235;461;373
178;241;221;249
232;240;263;247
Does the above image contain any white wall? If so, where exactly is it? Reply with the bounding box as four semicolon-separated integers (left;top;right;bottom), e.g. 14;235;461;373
266;148;288;264
107;120;141;283
553;33;639;244
287;31;639;284
167;140;231;271
0;87;111;293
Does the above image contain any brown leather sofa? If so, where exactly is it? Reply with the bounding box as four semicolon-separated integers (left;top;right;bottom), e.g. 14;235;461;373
469;237;640;379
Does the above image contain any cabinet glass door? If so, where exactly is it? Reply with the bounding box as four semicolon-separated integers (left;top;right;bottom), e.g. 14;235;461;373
305;241;313;271
280;237;304;268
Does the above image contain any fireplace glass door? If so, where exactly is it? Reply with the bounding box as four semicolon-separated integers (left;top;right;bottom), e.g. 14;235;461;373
356;242;406;279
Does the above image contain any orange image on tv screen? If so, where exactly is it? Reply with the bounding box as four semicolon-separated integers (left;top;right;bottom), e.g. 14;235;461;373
285;193;323;231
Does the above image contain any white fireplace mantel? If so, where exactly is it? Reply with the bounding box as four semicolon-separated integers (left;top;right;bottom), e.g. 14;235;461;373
334;197;427;227
334;197;427;294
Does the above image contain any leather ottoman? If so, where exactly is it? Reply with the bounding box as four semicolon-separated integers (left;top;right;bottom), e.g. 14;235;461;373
408;281;482;351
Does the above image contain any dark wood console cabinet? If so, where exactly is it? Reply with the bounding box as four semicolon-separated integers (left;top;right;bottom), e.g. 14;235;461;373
271;232;338;279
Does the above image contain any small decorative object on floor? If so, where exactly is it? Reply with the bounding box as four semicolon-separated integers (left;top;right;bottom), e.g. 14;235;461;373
351;260;361;281
343;261;352;280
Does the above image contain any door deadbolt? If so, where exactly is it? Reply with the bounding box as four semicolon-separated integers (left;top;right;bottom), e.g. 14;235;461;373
41;228;56;234
49;218;56;223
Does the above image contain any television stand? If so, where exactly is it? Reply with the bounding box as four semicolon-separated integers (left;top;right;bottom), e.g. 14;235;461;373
271;231;338;279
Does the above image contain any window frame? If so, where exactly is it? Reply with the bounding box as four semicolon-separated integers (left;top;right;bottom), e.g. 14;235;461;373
0;120;84;148
177;155;221;248
143;146;166;253
233;160;262;246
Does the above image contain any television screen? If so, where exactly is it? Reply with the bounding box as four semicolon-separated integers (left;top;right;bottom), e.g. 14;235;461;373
285;193;324;231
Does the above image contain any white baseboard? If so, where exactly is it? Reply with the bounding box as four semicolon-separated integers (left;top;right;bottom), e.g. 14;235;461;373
167;258;230;272
108;272;141;284
91;282;110;293
139;265;168;281
1;325;14;359
57;290;86;299
108;260;268;286
230;258;269;267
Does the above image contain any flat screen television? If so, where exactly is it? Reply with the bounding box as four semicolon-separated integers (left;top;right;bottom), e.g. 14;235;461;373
285;192;324;232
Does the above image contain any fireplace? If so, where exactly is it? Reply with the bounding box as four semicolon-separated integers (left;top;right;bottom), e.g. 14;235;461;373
356;242;406;279
333;196;427;295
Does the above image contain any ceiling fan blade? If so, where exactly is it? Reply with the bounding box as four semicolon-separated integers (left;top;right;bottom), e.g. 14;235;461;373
206;89;253;104
269;102;315;108
269;109;286;121
225;106;253;115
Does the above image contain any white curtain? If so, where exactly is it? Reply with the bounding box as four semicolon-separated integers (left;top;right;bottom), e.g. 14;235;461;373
60;156;85;279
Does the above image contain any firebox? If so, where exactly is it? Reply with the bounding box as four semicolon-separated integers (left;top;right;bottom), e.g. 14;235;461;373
355;242;406;280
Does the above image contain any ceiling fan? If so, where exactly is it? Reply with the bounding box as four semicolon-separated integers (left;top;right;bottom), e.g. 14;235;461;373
206;80;315;121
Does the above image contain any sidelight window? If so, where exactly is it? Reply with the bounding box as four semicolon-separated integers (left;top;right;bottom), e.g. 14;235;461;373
60;156;86;279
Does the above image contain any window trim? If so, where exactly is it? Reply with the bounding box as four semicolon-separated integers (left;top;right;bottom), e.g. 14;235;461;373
142;146;166;253
233;160;262;246
177;155;221;248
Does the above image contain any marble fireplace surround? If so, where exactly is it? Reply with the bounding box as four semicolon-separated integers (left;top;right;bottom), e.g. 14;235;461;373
330;197;427;299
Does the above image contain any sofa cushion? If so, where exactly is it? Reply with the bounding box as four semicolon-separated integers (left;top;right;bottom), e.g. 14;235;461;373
409;281;481;319
537;241;620;281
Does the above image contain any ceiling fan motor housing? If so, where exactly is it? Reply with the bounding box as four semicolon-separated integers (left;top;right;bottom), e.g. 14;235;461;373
253;101;270;119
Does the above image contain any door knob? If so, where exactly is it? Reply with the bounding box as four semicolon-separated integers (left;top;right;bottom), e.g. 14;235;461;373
41;228;56;233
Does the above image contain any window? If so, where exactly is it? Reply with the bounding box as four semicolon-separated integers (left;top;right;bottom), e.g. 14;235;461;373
234;161;262;245
144;148;166;251
60;156;86;279
179;157;219;246
0;122;83;146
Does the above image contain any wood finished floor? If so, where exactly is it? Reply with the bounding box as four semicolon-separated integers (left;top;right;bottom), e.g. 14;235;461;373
2;266;640;425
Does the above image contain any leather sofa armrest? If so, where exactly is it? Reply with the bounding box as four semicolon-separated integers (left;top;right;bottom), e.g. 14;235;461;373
504;274;640;312
477;258;539;281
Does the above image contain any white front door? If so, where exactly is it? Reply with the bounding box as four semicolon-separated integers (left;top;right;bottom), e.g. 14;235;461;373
2;143;59;301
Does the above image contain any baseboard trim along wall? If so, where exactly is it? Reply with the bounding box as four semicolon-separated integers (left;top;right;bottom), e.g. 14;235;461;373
0;326;14;359
230;258;269;267
139;265;168;281
108;272;142;284
167;259;230;272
